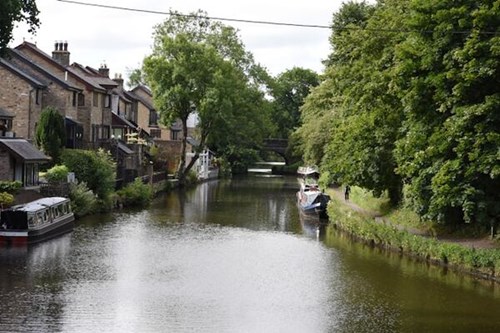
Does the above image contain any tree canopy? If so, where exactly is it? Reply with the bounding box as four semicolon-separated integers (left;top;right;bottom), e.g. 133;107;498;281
0;0;39;56
296;0;500;229
269;67;320;139
143;10;272;182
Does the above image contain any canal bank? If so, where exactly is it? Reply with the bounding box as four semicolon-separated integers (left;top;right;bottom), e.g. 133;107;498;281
325;187;500;283
2;175;500;332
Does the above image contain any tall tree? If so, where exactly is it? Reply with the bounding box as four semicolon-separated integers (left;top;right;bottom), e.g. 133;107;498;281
394;0;500;227
143;10;270;183
35;107;65;164
0;0;39;56
270;67;319;139
297;0;406;204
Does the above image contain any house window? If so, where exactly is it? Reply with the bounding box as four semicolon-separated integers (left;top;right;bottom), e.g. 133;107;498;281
72;92;77;107
35;89;40;105
150;128;161;138
78;93;85;106
93;92;99;107
0;118;13;137
149;110;158;126
102;126;110;140
24;163;39;187
171;130;180;141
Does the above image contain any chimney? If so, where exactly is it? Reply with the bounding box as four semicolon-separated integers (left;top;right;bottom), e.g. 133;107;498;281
52;40;70;66
99;63;109;77
113;73;124;88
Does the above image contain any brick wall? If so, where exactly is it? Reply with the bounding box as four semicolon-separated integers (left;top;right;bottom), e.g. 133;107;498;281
0;148;13;181
0;67;42;139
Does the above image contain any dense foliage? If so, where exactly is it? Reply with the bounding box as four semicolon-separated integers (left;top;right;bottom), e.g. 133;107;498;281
143;10;272;182
0;0;39;56
297;0;500;229
35;107;66;165
270;67;320;139
0;180;21;193
61;148;115;210
0;192;14;208
44;164;69;183
116;178;153;208
68;181;97;218
327;194;500;280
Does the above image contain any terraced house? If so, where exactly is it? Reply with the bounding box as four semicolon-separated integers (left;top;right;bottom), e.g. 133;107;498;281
0;42;148;187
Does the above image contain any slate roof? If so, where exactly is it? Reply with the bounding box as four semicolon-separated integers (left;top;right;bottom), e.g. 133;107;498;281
0;57;45;88
112;111;138;129
71;63;118;89
117;141;134;155
7;49;82;92
125;90;155;110
0;139;50;162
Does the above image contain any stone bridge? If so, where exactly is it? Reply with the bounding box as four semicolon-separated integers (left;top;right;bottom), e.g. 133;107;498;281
263;139;289;163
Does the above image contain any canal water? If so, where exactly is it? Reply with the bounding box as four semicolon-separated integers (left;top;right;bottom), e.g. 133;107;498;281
1;175;500;333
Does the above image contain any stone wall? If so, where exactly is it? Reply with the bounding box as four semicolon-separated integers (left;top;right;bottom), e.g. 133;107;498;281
0;148;13;181
0;67;42;139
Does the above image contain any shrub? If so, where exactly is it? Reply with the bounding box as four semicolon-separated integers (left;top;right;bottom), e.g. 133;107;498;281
45;164;69;183
61;148;115;210
0;180;22;194
0;192;14;208
68;182;97;218
116;178;152;208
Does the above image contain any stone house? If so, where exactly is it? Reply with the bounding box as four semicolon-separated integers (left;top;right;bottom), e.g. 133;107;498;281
14;41;116;149
0;56;45;140
0;138;50;187
3;48;84;148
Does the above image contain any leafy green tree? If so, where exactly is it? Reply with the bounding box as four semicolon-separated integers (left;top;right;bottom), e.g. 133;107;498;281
35;107;66;164
143;10;271;182
270;67;319;139
0;0;39;56
297;0;405;204
61;148;115;210
393;0;500;227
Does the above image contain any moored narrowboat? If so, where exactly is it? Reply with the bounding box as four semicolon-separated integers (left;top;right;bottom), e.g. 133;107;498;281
296;166;330;219
0;197;74;245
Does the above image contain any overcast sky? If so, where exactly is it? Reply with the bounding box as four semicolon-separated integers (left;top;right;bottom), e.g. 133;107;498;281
11;0;345;81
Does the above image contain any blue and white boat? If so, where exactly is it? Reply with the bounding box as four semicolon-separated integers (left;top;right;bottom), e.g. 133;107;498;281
296;166;330;219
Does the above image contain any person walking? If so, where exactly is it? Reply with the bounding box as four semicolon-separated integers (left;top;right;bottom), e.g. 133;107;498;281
344;185;351;201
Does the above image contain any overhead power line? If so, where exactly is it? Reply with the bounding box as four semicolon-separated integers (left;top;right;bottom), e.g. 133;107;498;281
56;0;331;29
57;0;500;35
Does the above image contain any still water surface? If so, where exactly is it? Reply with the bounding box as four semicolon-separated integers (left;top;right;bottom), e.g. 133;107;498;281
1;175;500;332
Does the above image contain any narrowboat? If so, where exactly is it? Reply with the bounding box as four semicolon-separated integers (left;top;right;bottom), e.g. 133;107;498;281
0;197;74;245
296;166;330;219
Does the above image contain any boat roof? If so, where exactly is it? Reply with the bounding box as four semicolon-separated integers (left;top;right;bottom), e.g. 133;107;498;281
297;166;320;176
9;197;69;213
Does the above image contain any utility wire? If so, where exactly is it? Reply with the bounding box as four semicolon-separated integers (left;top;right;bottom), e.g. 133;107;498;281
57;0;500;35
56;0;331;29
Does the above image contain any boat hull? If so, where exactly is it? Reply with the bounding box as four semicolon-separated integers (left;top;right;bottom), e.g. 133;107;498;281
296;191;330;219
0;214;74;245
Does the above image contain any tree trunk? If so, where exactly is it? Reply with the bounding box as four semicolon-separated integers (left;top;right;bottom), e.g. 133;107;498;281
176;117;189;186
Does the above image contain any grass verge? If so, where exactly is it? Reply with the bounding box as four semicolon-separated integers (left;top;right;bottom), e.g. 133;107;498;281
327;194;500;282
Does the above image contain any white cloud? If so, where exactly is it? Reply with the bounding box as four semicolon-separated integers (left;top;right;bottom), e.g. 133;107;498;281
11;0;343;79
